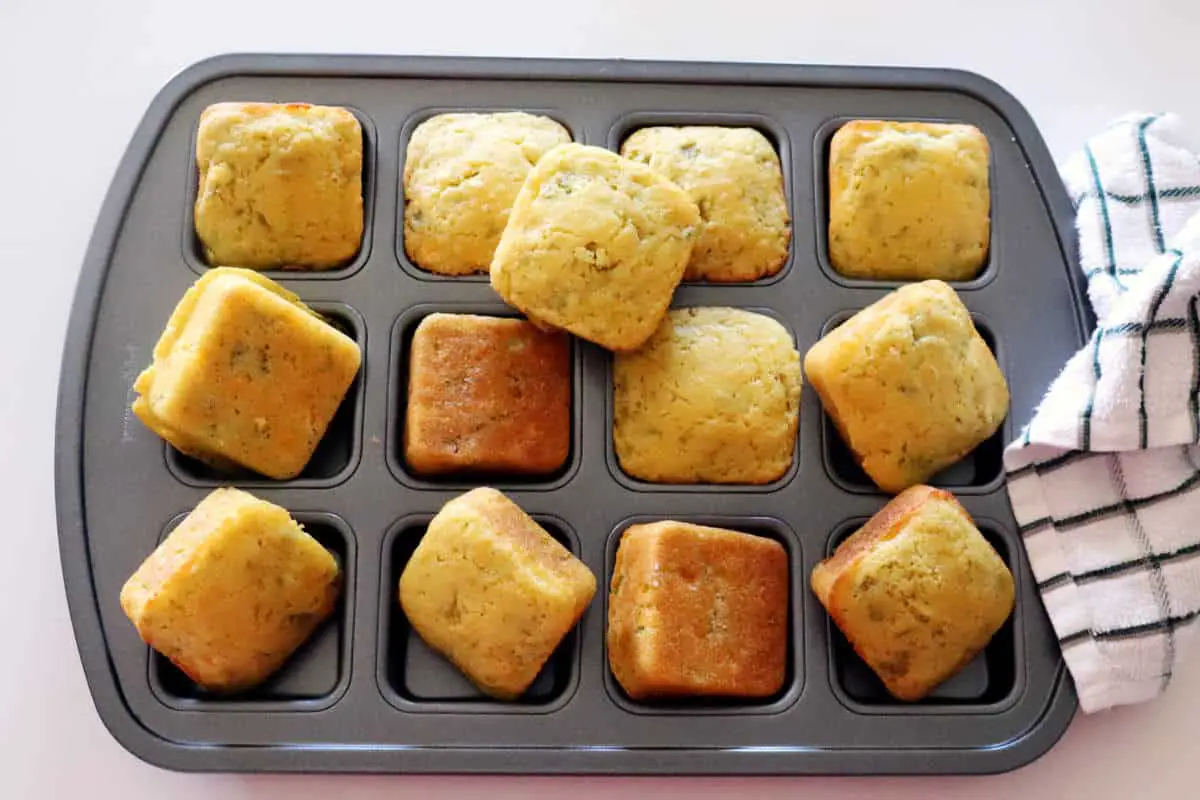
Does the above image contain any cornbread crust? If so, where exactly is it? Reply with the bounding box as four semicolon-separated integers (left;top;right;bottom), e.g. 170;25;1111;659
404;313;571;475
607;521;789;700
620;126;790;282
403;112;572;275
802;280;1008;493
398;488;597;700
119;488;341;693
613;307;802;484
811;486;1015;701
828;120;990;281
131;267;362;480
194;102;364;270
490;143;701;351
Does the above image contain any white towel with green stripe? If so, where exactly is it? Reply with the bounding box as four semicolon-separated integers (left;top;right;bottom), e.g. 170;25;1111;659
1004;113;1200;713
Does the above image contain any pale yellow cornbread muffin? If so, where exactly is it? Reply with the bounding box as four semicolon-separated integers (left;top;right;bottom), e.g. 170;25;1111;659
802;280;1008;493
811;486;1015;701
398;488;597;700
489;143;701;351
828;120;991;281
131;267;362;480
404;313;571;476
194;102;364;270
613;307;802;484
403;112;572;275
607;521;789;700
120;488;341;693
620;126;790;282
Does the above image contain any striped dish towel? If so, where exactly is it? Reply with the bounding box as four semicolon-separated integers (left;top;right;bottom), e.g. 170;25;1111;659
1004;113;1200;713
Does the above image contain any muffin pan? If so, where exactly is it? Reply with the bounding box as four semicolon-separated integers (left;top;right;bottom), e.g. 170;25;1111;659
56;54;1088;775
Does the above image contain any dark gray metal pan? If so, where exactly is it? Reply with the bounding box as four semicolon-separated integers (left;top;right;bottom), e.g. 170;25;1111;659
55;53;1087;775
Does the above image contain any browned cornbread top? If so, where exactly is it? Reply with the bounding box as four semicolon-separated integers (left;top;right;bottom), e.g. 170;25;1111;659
612;306;802;485
131;268;362;480
811;486;1015;701
801;279;1009;493
607;521;789;700
489;143;701;351
194;102;364;270
398;487;597;700
402;111;572;275
119;487;341;693
404;313;571;475
828;120;991;281
620;126;791;282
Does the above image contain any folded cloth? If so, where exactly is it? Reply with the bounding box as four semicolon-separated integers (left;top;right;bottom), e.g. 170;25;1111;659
1004;113;1200;713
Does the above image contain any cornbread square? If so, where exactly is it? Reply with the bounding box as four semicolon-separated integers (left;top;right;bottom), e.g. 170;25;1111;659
607;521;789;700
613;307;802;484
132;267;362;480
803;280;1008;493
490;143;701;351
811;486;1015;701
398;488;597;700
120;488;341;693
828;120;991;281
194;102;364;270
620;126;790;282
404;313;571;476
403;112;572;275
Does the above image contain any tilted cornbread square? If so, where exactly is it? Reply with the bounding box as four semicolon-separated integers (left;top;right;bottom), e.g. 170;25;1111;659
828;120;991;281
489;143;701;351
613;307;802;484
404;313;571;476
131;267;362;480
398;488;597;700
194;102;364;270
120;488;341;693
403;112;572;275
811;486;1015;701
620;126;791;282
607;521;789;700
803;280;1008;493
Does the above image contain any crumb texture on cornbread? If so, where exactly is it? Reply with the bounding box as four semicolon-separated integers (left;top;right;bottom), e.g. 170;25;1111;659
194;101;364;270
398;488;596;700
607;521;789;700
802;280;1008;493
828;120;990;281
621;126;790;282
404;313;571;475
119;487;341;693
489;143;700;351
811;485;1015;701
614;307;802;484
131;267;362;480
403;112;572;275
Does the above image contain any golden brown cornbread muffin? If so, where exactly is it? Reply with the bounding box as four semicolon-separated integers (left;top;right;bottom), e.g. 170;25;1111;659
403;112;572;275
194;102;364;270
120;488;341;693
131;267;362;480
398;488;596;700
613;307;802;484
490;143;701;351
803;280;1008;493
811;486;1015;701
828;120;990;281
620;126;790;282
607;521;789;700
404;313;571;475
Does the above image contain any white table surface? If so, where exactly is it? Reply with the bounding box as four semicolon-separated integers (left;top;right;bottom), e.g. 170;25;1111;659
6;0;1200;796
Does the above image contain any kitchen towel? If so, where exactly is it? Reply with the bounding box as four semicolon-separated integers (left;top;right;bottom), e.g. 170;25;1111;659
1004;113;1200;713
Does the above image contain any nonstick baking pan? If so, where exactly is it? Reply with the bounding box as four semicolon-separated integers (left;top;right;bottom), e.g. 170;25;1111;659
55;53;1089;775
